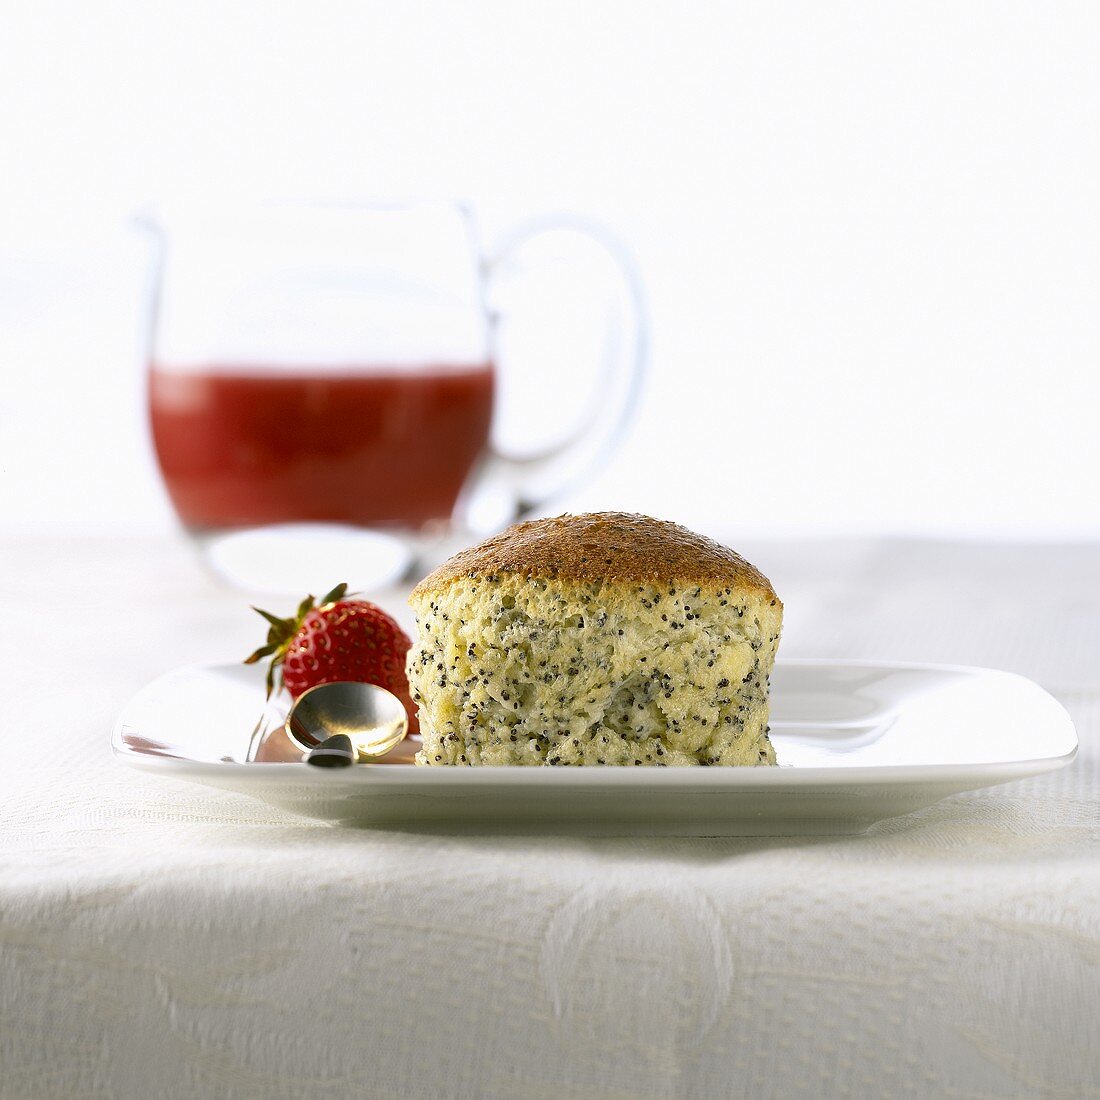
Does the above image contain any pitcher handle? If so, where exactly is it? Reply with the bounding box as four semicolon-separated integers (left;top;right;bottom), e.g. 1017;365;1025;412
480;215;649;517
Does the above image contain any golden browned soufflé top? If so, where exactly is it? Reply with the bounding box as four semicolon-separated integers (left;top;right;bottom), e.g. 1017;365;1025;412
411;512;780;601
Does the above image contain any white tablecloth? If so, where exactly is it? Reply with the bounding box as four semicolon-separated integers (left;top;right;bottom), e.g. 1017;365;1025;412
1;532;1097;1099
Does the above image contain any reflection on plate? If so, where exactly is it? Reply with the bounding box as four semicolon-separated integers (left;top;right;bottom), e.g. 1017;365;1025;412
113;659;1077;836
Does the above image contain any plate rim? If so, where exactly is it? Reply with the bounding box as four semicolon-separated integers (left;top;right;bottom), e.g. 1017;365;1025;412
112;656;1079;788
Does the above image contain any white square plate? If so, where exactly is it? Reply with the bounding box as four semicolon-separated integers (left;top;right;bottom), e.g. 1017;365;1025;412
112;659;1077;835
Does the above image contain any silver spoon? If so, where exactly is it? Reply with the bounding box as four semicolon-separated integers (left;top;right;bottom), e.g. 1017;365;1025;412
284;681;409;763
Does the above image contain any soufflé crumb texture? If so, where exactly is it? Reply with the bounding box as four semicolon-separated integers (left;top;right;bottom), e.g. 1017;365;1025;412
406;513;782;766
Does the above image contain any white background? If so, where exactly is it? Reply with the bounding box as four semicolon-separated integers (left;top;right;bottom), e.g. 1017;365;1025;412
2;0;1098;538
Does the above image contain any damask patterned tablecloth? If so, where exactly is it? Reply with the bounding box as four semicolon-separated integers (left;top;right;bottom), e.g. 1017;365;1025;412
1;533;1096;1099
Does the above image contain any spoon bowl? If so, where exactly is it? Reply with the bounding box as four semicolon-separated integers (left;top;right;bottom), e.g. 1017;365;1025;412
285;681;409;761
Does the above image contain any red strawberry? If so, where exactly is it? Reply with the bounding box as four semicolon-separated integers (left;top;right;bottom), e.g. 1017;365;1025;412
244;582;419;734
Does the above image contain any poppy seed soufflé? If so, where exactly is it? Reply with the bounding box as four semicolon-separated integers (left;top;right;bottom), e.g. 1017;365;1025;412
406;513;782;766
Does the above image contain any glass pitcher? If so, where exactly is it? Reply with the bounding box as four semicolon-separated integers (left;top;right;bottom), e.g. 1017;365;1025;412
141;201;646;593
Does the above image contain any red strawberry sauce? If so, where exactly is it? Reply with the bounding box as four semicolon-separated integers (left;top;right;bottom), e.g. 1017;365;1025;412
149;364;495;529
